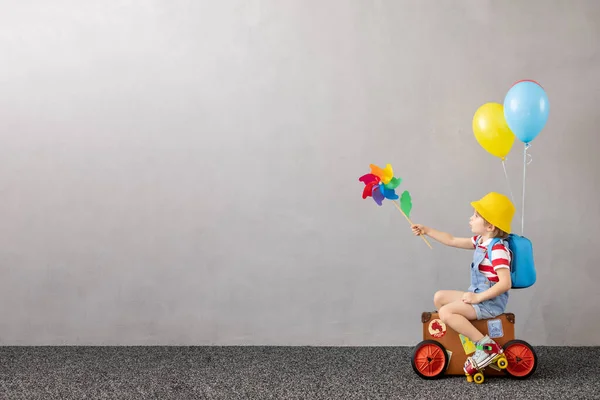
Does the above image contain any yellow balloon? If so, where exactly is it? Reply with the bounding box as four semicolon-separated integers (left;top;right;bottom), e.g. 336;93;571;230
472;103;516;160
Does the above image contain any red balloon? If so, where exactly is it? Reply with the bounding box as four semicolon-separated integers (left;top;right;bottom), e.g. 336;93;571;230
511;79;543;89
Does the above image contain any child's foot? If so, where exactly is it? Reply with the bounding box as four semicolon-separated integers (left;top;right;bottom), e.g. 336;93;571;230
463;335;503;375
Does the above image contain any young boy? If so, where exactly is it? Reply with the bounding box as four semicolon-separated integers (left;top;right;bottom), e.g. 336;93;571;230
411;192;515;374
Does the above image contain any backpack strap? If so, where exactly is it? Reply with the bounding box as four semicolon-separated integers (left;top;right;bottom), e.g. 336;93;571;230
486;238;501;260
486;238;511;270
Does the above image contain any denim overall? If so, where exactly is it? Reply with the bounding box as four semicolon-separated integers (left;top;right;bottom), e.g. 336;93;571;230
468;238;509;320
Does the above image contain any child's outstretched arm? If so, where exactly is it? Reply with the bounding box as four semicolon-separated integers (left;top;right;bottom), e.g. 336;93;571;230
411;224;473;249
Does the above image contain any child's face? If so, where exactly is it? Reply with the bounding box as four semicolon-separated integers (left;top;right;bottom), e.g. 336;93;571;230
469;210;492;235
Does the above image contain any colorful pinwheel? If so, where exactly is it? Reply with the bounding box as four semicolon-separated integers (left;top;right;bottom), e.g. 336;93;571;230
359;163;432;249
358;164;402;206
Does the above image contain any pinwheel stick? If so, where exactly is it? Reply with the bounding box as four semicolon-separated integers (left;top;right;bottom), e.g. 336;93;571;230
392;201;433;249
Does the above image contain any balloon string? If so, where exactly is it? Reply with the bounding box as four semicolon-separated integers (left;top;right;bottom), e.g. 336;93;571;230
521;143;531;235
502;159;516;207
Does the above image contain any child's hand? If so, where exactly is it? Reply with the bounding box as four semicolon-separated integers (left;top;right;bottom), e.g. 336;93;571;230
462;292;482;304
411;224;428;236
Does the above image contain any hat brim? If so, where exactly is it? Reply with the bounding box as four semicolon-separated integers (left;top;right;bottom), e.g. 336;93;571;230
471;201;511;233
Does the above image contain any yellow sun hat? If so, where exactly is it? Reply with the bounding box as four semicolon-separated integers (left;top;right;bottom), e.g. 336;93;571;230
471;192;515;233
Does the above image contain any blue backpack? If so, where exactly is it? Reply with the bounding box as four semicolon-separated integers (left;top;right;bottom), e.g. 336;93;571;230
486;234;536;289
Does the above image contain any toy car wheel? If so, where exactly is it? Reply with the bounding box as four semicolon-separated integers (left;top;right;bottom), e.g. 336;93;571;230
411;340;449;379
502;339;537;379
497;356;508;369
473;372;485;384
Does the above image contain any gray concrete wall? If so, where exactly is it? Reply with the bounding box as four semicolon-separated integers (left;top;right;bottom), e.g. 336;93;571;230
1;0;598;345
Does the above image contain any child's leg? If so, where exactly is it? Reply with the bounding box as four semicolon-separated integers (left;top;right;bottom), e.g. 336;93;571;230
439;300;506;374
438;300;484;342
433;290;465;310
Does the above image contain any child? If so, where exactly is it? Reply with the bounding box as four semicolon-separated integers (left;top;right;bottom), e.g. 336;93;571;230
411;192;515;375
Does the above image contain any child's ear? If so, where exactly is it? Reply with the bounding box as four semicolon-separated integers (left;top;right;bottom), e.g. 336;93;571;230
486;224;495;232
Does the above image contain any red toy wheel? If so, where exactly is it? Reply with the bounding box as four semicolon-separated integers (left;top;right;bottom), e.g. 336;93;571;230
502;339;537;379
411;340;449;379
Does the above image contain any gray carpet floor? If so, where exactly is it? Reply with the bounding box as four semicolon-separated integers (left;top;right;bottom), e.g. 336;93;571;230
1;346;599;399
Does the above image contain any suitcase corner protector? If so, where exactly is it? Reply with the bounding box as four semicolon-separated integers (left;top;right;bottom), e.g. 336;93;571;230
421;311;433;323
505;313;515;324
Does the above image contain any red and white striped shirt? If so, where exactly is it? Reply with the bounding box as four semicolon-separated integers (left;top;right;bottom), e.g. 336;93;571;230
472;236;511;282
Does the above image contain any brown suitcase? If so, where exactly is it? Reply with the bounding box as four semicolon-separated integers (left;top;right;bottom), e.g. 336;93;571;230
413;311;537;382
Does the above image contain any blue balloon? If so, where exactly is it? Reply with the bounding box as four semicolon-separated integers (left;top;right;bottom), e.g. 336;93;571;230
503;81;549;144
